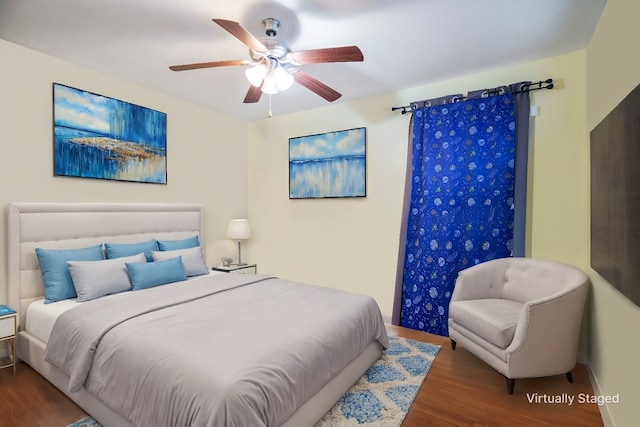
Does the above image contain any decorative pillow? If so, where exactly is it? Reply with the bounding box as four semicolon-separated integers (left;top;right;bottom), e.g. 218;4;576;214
35;245;104;304
157;235;199;251
105;239;159;262
126;256;187;291
67;253;146;302
151;246;208;277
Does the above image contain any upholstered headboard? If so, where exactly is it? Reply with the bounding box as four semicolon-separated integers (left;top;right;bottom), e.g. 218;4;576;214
7;203;204;330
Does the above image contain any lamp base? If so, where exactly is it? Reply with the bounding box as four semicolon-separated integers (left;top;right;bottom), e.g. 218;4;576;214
236;240;247;266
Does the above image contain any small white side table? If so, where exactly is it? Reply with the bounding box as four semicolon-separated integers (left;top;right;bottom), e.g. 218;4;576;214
0;308;17;376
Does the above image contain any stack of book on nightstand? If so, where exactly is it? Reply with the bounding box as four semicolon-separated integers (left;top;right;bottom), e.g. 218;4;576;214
0;305;16;316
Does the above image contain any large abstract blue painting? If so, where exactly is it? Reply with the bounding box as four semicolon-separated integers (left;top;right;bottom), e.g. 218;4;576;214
53;83;167;184
289;127;366;199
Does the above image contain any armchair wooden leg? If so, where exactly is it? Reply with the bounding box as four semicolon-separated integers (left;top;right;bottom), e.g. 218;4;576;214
450;339;456;350
506;378;515;395
566;371;574;383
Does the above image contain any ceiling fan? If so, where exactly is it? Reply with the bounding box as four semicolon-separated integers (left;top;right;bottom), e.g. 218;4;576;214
169;18;364;104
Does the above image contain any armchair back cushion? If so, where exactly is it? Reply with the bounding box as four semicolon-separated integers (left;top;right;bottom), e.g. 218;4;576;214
502;260;585;303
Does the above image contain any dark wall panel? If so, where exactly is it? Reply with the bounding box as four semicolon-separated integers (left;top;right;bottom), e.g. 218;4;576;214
590;84;640;307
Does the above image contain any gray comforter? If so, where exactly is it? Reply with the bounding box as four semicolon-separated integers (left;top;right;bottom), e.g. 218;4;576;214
45;273;388;427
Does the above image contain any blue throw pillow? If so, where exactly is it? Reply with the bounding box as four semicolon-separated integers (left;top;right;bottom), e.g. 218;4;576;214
157;235;199;251
35;245;104;304
105;239;159;262
126;256;187;291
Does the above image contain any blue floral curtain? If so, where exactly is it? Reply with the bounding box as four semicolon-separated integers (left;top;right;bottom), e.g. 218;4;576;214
396;87;529;336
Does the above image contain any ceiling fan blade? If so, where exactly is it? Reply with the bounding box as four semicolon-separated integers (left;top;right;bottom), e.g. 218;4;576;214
290;46;364;64
212;19;269;54
292;71;342;102
243;85;263;103
169;60;249;71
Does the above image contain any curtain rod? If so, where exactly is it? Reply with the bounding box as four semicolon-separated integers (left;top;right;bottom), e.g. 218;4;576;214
391;79;554;115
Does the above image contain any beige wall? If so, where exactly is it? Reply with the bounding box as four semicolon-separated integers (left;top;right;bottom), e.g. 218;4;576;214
586;0;640;425
248;51;589;320
0;40;249;306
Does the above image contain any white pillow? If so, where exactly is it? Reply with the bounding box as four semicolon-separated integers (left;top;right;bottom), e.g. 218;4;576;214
151;246;208;277
67;252;146;302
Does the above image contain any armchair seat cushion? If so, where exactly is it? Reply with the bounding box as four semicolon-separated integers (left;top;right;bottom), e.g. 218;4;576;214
449;299;523;348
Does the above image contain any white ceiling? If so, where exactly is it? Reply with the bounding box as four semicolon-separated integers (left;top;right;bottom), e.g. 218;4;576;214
0;0;606;122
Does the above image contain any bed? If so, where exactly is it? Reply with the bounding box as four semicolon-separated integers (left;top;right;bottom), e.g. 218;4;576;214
7;202;388;427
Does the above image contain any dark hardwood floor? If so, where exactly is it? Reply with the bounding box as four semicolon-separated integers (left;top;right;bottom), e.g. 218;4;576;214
0;357;85;427
387;325;604;427
0;326;604;427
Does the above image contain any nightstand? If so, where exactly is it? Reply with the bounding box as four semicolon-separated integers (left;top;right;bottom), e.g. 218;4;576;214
0;307;17;376
212;264;257;274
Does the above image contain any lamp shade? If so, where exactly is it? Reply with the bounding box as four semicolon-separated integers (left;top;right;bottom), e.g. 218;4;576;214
226;219;251;240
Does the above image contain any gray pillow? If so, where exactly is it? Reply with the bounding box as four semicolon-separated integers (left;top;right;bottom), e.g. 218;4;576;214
67;252;146;302
151;246;208;277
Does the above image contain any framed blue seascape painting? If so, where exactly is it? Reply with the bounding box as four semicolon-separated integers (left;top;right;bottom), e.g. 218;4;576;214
53;83;167;184
289;127;366;199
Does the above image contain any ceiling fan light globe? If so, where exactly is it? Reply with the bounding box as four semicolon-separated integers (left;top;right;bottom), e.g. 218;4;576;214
261;74;278;94
245;65;267;87
275;67;294;91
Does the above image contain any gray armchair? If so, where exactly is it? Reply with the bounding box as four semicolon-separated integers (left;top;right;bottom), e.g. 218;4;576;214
448;257;589;394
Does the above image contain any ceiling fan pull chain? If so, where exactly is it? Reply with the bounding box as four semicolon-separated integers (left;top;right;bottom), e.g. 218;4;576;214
269;94;273;118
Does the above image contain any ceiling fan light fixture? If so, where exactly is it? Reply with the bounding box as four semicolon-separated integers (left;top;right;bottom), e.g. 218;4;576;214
245;64;267;87
275;66;294;91
261;72;279;95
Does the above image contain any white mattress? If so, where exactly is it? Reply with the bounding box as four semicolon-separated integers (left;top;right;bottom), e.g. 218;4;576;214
26;298;79;344
25;271;225;344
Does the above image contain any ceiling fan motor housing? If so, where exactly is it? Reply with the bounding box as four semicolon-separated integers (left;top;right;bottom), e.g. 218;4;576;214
249;18;290;62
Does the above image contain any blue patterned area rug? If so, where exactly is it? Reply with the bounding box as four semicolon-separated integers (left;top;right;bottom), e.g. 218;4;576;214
67;418;100;427
316;335;439;426
67;335;440;427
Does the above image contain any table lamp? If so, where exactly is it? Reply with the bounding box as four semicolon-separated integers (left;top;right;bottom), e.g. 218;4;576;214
226;219;251;265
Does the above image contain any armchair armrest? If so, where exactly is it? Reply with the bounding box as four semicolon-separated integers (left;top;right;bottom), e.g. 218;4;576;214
505;282;589;377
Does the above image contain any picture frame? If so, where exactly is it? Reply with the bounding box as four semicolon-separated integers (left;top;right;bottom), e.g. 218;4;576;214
53;83;167;184
289;127;366;199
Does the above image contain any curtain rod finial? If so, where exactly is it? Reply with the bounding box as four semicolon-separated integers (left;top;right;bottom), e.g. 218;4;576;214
392;105;413;115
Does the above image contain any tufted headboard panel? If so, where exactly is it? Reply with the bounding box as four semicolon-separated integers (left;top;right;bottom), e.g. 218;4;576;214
7;203;204;330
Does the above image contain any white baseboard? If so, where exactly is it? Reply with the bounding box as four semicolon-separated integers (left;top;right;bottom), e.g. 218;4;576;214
584;358;616;427
382;314;392;325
